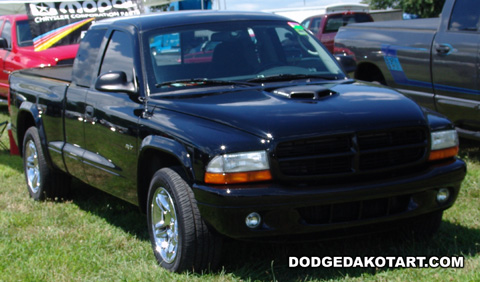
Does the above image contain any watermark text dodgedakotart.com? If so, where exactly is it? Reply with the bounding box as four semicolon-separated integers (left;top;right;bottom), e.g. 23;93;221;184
289;256;464;268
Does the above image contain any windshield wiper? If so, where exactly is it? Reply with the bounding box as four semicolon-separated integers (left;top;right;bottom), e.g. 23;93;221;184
247;74;339;83
156;78;256;88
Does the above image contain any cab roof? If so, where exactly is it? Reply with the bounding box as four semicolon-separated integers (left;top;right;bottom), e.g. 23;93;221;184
92;10;291;32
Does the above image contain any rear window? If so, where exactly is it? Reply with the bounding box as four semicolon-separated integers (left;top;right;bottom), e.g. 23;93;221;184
16;20;33;47
324;13;373;33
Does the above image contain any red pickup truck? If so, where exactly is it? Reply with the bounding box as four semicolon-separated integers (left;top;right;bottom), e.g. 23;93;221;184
0;14;78;101
301;11;373;53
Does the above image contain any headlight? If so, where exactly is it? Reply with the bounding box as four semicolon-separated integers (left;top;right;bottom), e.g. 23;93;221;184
205;151;272;184
429;130;459;161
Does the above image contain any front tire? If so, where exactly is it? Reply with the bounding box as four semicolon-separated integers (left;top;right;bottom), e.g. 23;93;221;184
147;167;222;272
23;127;71;201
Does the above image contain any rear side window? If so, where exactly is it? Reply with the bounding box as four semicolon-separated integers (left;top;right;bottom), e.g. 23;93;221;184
72;28;107;87
448;0;480;31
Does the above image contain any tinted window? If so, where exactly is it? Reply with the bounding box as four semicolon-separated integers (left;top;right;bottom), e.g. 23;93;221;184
324;13;373;33
301;19;311;29
1;21;12;48
449;0;480;31
16;20;33;47
144;21;344;93
310;18;323;34
73;28;107;87
100;30;134;82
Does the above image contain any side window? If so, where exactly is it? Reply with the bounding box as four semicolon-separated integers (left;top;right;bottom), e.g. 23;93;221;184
1;21;12;48
100;30;134;82
449;0;480;31
72;28;107;87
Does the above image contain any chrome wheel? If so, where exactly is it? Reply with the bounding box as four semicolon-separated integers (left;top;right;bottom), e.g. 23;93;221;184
151;187;178;263
25;139;41;193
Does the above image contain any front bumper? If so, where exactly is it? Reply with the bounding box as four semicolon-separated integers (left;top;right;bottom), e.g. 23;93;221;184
193;158;466;240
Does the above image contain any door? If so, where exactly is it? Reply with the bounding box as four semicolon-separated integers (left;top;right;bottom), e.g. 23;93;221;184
63;28;107;183
83;29;142;204
432;0;480;131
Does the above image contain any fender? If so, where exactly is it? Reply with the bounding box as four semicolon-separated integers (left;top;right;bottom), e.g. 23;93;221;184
137;134;195;211
15;100;62;172
138;134;194;181
139;135;193;170
17;100;44;147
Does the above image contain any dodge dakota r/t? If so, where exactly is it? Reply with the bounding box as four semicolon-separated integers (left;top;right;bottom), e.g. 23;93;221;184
9;11;466;272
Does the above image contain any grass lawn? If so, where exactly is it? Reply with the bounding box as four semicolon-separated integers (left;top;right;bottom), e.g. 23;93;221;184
0;105;479;281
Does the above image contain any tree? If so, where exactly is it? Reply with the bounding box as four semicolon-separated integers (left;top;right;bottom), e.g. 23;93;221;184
361;0;446;18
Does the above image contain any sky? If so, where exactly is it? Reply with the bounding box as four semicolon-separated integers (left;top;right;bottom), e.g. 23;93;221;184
213;0;364;11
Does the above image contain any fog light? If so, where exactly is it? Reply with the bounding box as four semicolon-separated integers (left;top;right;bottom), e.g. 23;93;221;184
245;212;261;228
436;188;450;204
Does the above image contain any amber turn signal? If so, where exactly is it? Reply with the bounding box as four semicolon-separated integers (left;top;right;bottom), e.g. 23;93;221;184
428;146;459;161
205;170;272;184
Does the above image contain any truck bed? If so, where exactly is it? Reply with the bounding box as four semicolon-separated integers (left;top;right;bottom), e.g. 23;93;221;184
346;18;439;31
17;65;73;83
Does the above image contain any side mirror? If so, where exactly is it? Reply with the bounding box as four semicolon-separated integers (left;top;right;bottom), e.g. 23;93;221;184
95;71;136;94
335;55;356;74
0;38;8;49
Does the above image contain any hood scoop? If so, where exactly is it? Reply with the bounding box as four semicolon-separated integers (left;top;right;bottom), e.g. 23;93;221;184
272;85;337;100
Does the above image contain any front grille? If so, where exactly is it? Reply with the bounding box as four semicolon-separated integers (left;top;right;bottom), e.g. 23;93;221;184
275;128;427;177
298;195;411;225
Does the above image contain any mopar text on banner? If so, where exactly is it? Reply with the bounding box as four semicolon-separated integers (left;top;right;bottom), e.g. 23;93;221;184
26;1;143;51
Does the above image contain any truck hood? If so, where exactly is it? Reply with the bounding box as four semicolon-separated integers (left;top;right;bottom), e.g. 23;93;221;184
17;44;79;66
151;81;428;141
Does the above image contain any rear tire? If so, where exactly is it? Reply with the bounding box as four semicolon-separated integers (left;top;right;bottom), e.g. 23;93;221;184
23;127;71;201
147;167;222;273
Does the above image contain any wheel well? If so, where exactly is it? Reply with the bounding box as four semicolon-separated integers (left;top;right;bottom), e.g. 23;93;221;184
354;63;387;85
16;111;36;156
137;149;186;214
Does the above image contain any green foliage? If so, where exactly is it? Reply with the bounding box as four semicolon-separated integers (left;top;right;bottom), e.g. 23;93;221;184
361;0;446;18
361;0;402;10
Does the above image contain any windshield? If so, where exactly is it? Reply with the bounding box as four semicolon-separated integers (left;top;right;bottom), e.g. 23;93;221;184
143;20;345;92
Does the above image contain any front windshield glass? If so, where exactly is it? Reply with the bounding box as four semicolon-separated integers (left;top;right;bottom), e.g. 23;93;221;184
143;20;345;92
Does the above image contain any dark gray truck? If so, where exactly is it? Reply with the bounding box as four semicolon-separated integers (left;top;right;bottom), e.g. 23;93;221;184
335;0;480;141
9;11;466;272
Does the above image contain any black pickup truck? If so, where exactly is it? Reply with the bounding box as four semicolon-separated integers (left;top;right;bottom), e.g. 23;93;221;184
9;11;466;272
335;0;480;141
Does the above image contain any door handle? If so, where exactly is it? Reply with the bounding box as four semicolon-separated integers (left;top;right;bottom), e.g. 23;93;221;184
435;43;452;55
85;105;94;117
84;106;97;124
